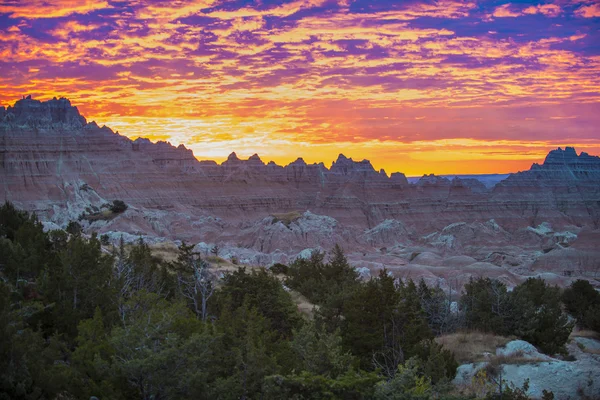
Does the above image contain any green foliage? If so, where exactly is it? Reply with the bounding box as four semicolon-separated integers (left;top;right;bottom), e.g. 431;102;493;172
263;370;381;400
0;204;577;398
215;267;302;337
397;280;435;359
288;245;361;337
460;277;573;355
0;282;72;399
290;320;355;377
482;378;554;400
0;201;30;240
510;278;573;354
109;200;128;214
461;277;513;335
0;202;51;283
66;220;82;236
127;237;174;295
583;304;600;332
374;358;432;400
107;291;209;399
39;233;116;339
214;301;281;399
413;340;458;385
563;279;600;331
341;269;402;370
270;262;289;275
286;245;360;306
70;307;122;399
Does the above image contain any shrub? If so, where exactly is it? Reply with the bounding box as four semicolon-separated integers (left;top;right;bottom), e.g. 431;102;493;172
100;234;110;246
460;277;513;335
511;278;573;354
110;200;128;214
563;280;600;331
460;277;573;355
66;221;82;236
583;304;600;332
270;263;289;275
413;339;458;385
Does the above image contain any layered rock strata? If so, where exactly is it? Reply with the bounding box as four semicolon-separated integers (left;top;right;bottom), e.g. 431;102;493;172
2;97;600;288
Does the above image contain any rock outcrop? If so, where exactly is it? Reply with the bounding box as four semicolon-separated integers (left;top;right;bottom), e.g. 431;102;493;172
453;338;600;399
2;97;600;288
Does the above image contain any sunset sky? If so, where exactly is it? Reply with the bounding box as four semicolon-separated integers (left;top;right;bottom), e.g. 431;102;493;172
1;0;599;176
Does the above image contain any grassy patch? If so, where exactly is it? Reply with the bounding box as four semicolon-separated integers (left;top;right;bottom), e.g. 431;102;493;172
271;211;303;227
491;352;547;365
148;242;180;262
582;348;600;355
288;289;317;318
570;329;600;340
436;331;514;364
83;209;116;222
206;255;228;264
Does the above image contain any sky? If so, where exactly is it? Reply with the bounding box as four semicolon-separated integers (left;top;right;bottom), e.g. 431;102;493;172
1;0;599;176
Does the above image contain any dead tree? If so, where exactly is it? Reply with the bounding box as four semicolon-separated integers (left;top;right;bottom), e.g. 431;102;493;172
178;255;216;321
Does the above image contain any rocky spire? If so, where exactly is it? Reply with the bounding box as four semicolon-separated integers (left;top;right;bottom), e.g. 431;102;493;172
2;96;87;128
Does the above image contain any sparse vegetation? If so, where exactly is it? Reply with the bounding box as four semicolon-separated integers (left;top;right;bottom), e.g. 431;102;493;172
271;211;302;227
436;332;513;364
77;200;127;222
109;199;128;214
66;220;82;235
270;262;289;275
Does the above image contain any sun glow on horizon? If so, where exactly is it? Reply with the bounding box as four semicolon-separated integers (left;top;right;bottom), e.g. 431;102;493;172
1;0;599;175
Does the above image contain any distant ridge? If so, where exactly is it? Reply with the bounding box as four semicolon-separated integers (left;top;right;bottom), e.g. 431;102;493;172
1;96;599;234
2;96;597;176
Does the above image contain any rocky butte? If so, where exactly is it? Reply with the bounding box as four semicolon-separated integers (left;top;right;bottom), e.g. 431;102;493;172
2;97;600;288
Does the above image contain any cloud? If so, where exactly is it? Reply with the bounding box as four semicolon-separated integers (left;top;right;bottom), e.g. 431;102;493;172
491;4;523;18
0;0;111;19
490;3;562;18
575;3;600;17
523;4;562;17
0;0;599;174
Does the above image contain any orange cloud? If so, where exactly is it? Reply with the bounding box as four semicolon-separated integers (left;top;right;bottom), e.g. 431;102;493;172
1;0;599;175
491;4;522;17
575;3;600;17
523;4;562;17
0;0;110;19
491;3;562;18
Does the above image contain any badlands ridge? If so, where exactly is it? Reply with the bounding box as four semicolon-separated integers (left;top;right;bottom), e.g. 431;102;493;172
1;97;599;288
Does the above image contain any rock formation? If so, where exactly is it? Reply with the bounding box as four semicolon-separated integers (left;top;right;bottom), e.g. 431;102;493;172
2;97;600;288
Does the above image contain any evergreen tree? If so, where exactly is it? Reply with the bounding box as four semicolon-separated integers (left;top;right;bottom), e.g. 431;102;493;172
291;320;355;377
562;279;600;331
460;277;513;335
40;234;115;338
215;267;301;338
510;278;572;354
342;269;401;372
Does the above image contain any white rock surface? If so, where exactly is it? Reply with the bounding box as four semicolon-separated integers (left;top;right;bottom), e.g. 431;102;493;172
453;339;600;399
495;340;553;361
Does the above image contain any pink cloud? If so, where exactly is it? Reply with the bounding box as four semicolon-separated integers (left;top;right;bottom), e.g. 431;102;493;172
492;3;522;17
575;3;600;17
523;4;562;17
